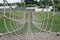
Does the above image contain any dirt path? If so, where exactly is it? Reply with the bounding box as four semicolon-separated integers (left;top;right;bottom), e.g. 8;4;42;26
0;33;60;40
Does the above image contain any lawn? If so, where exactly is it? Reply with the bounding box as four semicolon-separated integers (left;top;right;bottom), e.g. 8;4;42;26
34;12;60;32
0;11;60;34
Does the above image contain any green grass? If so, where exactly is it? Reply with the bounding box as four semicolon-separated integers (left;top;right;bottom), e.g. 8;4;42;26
0;11;60;34
0;11;25;33
0;17;7;33
34;12;60;32
34;12;53;21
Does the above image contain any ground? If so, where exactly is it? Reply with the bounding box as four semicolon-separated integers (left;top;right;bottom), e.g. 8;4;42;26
0;32;60;40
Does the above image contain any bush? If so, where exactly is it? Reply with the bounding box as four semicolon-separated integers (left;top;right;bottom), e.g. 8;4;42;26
38;5;46;8
0;3;3;6
16;2;25;7
26;4;37;7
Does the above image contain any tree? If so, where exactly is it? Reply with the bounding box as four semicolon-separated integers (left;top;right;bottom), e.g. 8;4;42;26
25;0;35;5
54;0;60;11
25;0;38;7
0;3;3;6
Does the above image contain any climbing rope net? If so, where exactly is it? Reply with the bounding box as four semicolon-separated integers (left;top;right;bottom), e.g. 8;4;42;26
0;0;60;40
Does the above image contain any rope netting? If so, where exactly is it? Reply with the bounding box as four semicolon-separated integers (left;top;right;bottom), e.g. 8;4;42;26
0;0;60;40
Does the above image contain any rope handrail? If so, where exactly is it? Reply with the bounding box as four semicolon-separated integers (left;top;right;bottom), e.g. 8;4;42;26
0;15;24;22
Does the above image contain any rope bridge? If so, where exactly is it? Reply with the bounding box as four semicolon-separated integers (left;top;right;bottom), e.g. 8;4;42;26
0;0;60;40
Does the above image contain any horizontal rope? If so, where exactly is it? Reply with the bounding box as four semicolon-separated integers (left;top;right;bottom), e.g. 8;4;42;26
0;15;24;22
0;23;25;35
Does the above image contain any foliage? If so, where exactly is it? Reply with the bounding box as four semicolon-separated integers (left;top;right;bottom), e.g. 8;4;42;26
0;3;3;6
16;2;25;7
54;0;60;11
0;3;15;6
25;0;60;9
38;5;45;8
41;0;49;5
25;0;34;5
26;4;37;7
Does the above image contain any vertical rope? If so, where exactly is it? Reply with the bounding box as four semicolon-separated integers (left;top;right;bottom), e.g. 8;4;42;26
3;0;9;32
49;0;55;32
45;1;50;31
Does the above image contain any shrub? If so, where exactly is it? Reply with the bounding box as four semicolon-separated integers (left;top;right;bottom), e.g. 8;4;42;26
16;2;25;7
26;4;37;7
